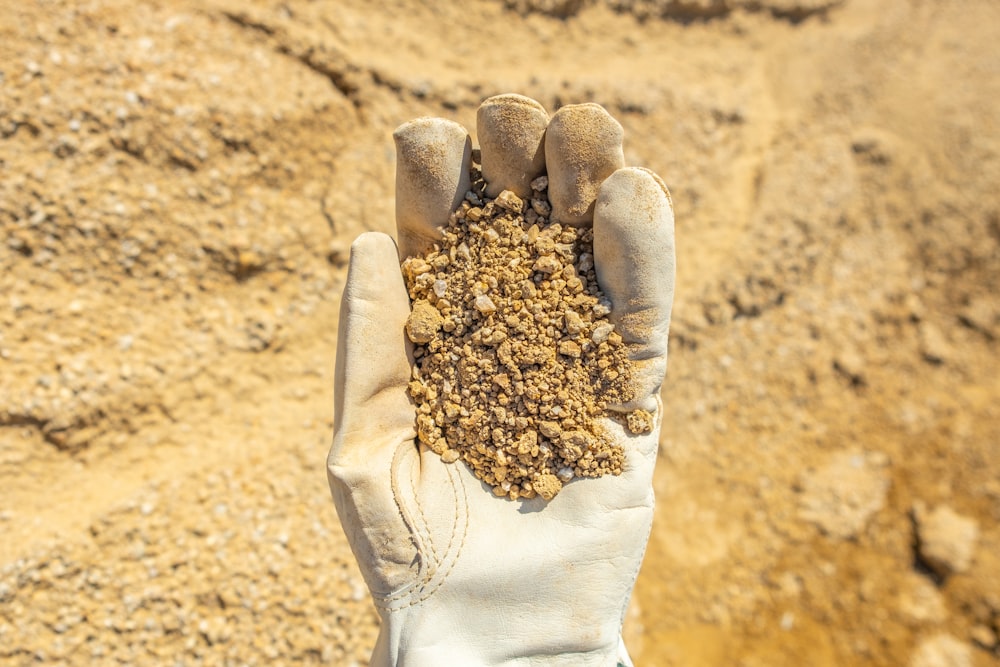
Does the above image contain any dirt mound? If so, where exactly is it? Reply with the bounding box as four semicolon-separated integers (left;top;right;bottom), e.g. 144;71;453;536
1;0;998;664
506;0;841;21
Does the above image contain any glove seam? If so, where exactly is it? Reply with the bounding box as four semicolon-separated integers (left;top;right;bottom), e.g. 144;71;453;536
410;449;442;566
372;442;427;605
405;461;469;607
374;449;470;611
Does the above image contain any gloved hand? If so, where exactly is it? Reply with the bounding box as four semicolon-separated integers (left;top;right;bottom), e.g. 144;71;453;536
328;94;675;667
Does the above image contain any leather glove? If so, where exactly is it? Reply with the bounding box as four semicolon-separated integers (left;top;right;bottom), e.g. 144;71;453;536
328;94;675;666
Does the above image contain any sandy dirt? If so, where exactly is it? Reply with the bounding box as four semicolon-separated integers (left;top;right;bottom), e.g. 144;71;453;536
1;0;999;664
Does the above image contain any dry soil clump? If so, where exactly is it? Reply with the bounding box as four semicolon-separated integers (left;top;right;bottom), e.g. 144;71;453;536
403;169;651;501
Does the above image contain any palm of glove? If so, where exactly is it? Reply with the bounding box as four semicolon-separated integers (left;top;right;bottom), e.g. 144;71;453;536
328;95;674;666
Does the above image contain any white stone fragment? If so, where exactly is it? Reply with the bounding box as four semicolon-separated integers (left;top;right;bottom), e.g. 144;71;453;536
474;295;496;315
915;503;979;576
591;323;615;344
909;634;972;667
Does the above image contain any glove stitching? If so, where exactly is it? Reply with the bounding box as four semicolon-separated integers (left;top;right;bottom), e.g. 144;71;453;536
409;450;441;566
373;444;459;609
399;462;469;608
375;460;469;612
371;441;428;605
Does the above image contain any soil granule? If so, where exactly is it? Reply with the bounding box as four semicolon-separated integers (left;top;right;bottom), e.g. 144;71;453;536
402;168;652;501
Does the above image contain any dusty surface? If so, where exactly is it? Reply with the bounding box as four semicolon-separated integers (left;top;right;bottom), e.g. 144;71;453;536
1;0;998;664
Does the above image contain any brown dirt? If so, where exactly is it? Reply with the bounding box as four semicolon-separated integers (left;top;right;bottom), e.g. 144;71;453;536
403;175;639;501
1;0;998;665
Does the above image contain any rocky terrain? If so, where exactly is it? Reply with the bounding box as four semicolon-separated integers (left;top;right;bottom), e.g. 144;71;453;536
1;0;998;664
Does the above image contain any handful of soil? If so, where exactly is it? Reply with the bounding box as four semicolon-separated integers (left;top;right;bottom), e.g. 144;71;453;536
402;168;651;501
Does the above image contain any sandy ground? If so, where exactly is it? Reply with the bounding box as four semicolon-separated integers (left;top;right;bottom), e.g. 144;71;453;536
2;0;999;664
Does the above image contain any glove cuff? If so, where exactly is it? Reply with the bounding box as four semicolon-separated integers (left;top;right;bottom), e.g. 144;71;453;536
371;613;629;666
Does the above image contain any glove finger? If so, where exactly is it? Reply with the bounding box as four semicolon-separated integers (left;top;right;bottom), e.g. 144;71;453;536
394;118;472;260
594;167;675;412
328;232;420;591
476;93;549;198
330;231;415;469
545;103;625;227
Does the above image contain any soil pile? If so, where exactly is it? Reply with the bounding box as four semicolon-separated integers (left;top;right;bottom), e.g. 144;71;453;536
403;170;650;501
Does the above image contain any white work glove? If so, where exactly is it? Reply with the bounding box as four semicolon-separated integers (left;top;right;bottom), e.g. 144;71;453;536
328;94;675;667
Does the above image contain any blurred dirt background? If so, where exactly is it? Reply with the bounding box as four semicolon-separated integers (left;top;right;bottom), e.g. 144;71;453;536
2;0;999;664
